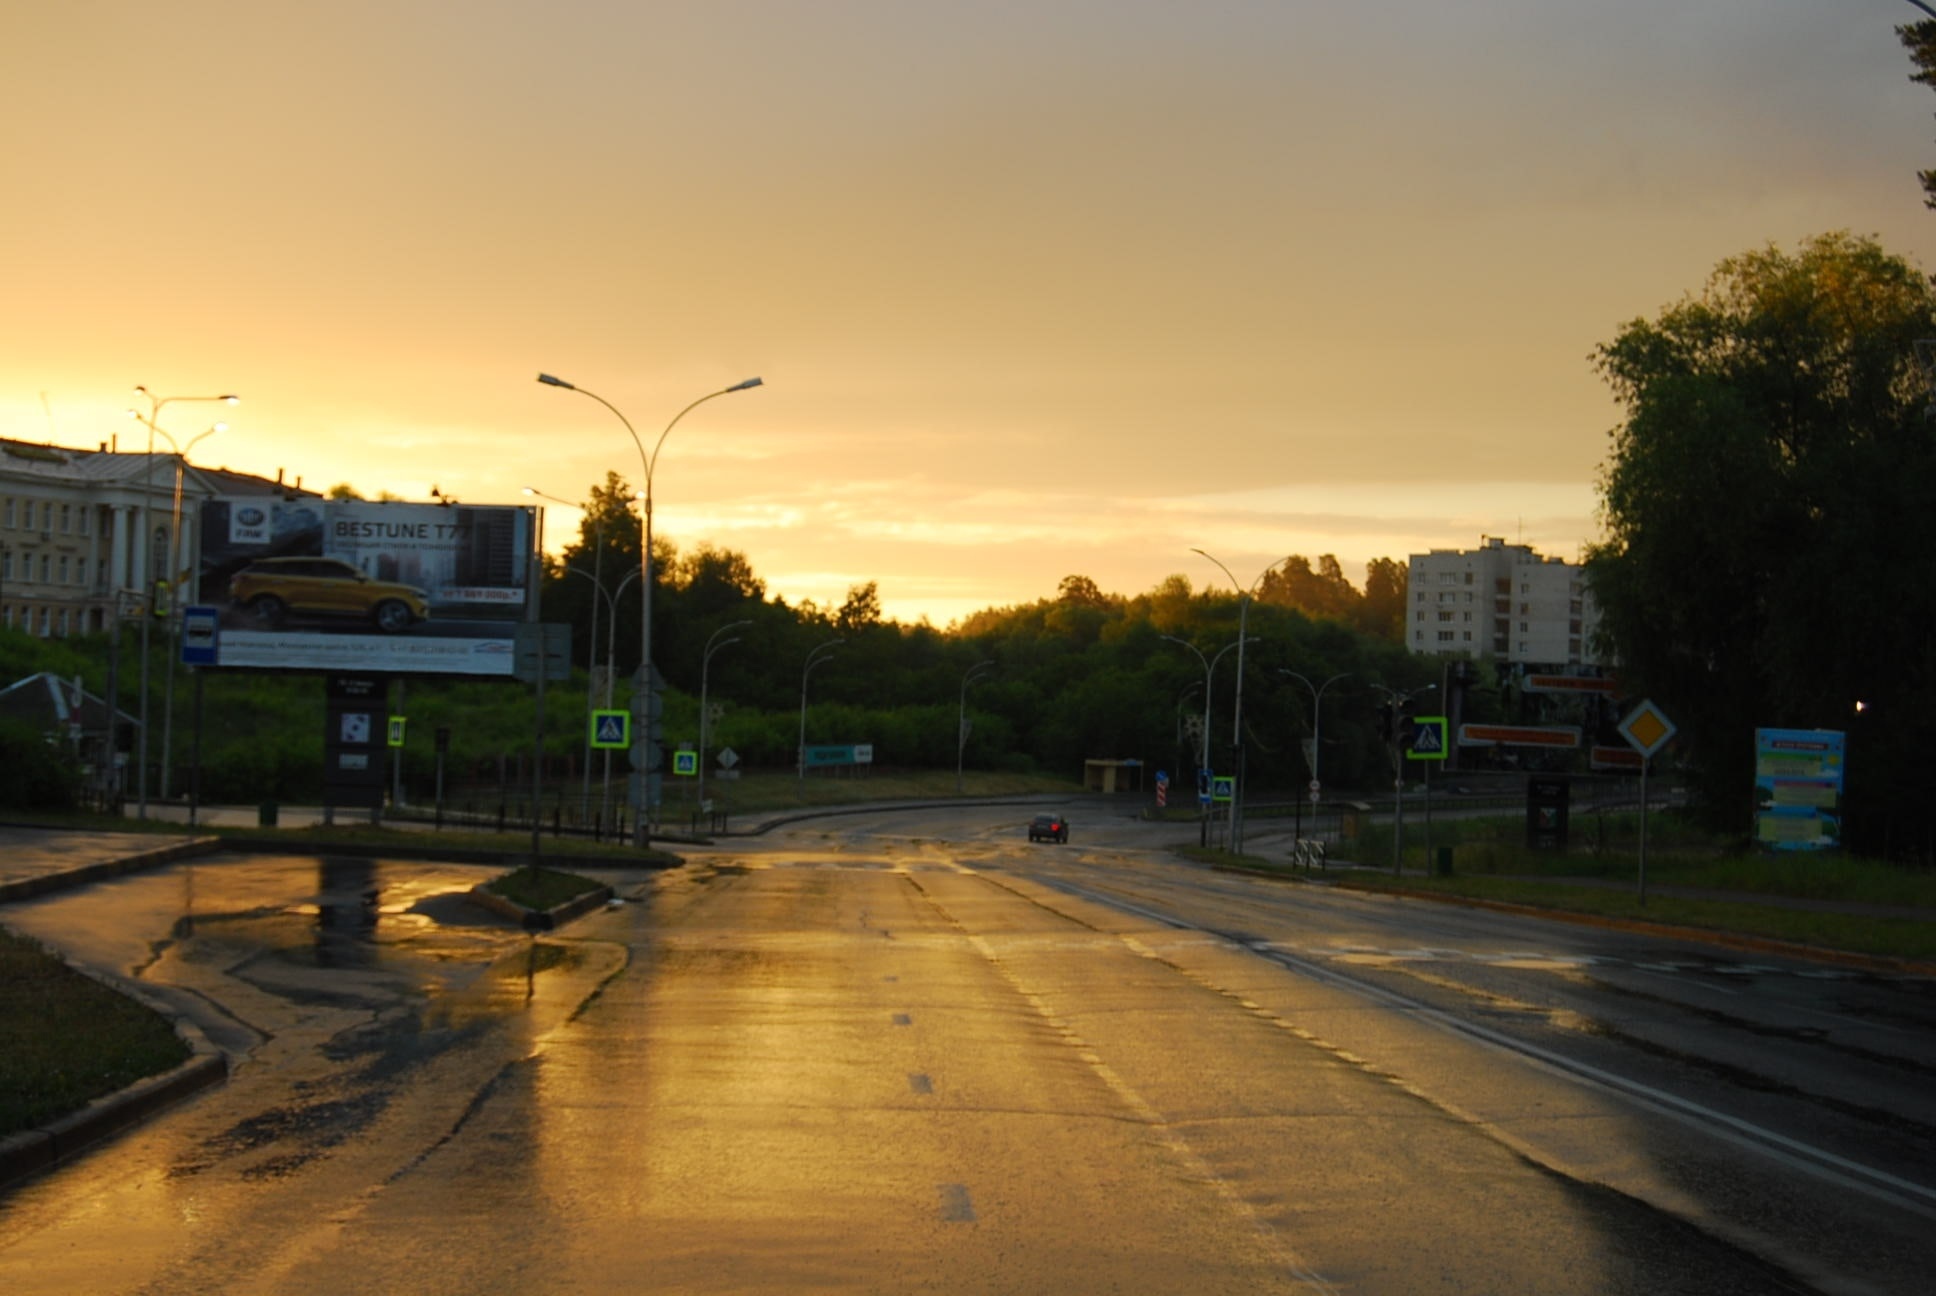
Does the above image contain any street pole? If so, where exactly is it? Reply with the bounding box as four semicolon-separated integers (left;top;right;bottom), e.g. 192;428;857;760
128;388;236;817
1281;670;1348;841
957;660;993;793
1192;550;1291;854
526;487;601;817
1372;682;1436;875
699;619;750;811
538;373;762;847
799;638;843;780
154;423;221;803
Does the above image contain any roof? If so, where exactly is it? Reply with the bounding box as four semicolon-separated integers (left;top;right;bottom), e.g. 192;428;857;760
0;437;317;496
0;672;134;734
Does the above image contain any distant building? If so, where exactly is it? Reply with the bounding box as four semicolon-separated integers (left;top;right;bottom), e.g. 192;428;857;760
1406;536;1600;668
0;436;312;638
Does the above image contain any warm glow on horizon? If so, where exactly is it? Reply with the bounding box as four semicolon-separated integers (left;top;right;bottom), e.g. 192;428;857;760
4;2;1929;631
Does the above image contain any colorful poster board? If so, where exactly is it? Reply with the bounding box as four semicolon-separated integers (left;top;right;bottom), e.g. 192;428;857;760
1753;728;1845;851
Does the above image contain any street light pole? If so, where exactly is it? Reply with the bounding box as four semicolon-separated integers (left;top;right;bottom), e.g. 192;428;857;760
1161;633;1253;847
557;561;641;829
957;660;994;793
128;387;236;819
1192;550;1290;853
526;488;601;815
699;619;750;810
1280;670;1348;842
537;373;762;846
799;638;843;780
155;422;221;803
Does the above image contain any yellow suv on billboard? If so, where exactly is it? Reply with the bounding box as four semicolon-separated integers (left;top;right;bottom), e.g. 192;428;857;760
228;557;430;633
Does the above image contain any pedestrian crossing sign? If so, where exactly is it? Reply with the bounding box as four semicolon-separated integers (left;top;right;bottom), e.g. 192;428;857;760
1408;715;1449;761
590;710;631;750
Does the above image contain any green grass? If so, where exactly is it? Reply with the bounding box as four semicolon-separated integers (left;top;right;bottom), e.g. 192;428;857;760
0;930;192;1138
1195;812;1936;965
667;768;1083;816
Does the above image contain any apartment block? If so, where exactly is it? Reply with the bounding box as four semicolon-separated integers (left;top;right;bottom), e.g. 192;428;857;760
1406;536;1600;667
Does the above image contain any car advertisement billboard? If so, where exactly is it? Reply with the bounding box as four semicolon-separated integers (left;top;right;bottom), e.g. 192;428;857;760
192;498;536;677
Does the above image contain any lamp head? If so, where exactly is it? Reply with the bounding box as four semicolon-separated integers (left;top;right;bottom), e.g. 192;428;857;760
727;376;763;392
536;373;575;390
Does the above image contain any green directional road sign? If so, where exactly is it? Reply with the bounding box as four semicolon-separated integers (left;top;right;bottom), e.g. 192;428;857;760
590;710;631;750
1408;715;1449;761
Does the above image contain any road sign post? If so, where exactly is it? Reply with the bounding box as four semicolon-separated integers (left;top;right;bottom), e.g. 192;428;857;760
1618;699;1678;904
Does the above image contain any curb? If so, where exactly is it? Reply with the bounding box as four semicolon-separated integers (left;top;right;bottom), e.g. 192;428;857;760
0;835;224;905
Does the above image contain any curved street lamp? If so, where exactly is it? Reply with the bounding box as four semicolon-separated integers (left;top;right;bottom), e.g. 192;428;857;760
957;660;994;793
1189;548;1291;852
1161;633;1254;844
153;421;223;804
537;373;762;845
1279;669;1349;830
699;619;751;808
798;638;843;780
127;387;237;818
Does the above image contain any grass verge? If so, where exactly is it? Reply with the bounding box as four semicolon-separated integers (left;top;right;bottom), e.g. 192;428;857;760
1188;817;1936;965
483;866;606;913
0;930;191;1139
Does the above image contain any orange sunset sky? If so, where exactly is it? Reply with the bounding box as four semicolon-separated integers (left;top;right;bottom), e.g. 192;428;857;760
4;2;1931;625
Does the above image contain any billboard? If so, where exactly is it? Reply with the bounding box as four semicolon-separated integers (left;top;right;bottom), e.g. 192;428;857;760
192;498;536;677
1753;728;1845;851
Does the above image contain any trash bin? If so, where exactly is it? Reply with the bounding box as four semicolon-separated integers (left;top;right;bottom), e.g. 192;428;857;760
258;802;279;828
1435;845;1454;876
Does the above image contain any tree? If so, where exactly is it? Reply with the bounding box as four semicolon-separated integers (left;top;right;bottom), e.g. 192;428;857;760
1587;231;1936;856
1900;19;1936;209
1357;558;1407;641
835;581;883;634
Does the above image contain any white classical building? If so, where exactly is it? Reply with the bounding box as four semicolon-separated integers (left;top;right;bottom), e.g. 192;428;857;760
1406;536;1601;667
0;437;304;637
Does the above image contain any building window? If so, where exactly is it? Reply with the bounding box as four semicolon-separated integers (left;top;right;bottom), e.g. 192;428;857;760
39;555;51;583
1437;631;1455;641
57;555;68;584
2;498;12;528
1463;631;1473;641
77;558;88;588
40;502;53;532
38;606;50;636
79;508;90;537
59;504;71;534
1416;610;1426;622
1438;610;1455;622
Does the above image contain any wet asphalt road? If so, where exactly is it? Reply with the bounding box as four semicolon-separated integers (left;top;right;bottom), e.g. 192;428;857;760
1;806;1932;1293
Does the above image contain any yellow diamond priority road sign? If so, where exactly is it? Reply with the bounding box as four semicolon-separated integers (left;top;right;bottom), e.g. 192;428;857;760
1618;699;1677;758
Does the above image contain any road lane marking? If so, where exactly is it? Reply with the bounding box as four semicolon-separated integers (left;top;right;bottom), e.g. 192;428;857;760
1038;874;1936;1223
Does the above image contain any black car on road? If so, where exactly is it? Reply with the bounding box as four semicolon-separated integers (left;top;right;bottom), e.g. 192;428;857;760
1028;813;1069;844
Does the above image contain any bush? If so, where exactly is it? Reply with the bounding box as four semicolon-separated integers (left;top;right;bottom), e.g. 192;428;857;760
0;717;83;811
